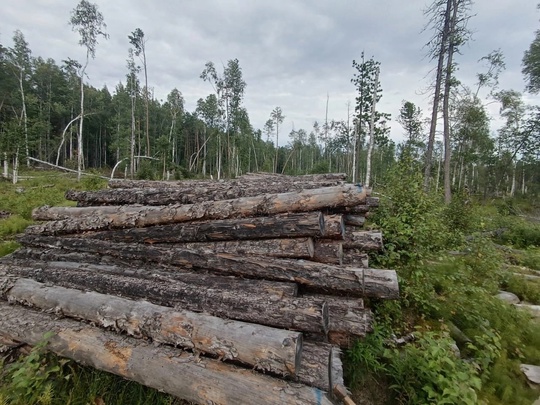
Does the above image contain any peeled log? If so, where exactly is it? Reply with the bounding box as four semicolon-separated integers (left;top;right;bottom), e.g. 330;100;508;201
343;230;384;251
322;215;345;240
4;254;298;299
155;238;314;259
312;241;343;265
0;302;333;405
1;275;302;376
70;212;329;242
18;235;395;297
30;184;369;234
108;172;347;189
1;263;329;333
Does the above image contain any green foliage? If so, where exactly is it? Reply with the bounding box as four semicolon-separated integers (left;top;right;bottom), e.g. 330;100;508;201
136;160;158;180
0;241;20;257
371;160;450;266
0;216;31;238
498;221;540;248
80;173;107;190
0;332;67;404
503;273;540;304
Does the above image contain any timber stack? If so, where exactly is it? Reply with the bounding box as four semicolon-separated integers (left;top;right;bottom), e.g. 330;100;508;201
0;172;398;405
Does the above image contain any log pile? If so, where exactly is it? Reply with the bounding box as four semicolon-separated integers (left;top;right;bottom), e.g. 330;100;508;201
0;172;398;405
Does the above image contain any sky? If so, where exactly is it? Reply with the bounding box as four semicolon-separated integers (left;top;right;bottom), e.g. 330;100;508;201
2;0;539;145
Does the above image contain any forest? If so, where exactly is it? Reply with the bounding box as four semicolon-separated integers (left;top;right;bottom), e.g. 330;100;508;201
0;1;538;196
0;0;540;404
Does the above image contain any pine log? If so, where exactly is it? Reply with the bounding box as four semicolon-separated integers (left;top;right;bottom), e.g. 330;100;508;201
335;205;370;214
343;215;365;227
18;235;396;297
342;249;369;268
5;252;299;299
69;176;347;206
1;275;302;376
312;240;343;265
343;230;384;250
155;238;314;259
303;295;373;347
1;262;329;333
0;302;333;405
69;212;328;242
108;172;347;189
322;215;345;240
30;184;369;234
298;342;343;392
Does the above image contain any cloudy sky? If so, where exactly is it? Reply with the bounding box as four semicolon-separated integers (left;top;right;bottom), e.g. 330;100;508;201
2;0;539;144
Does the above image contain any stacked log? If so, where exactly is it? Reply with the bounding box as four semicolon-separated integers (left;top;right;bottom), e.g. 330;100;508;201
0;172;396;405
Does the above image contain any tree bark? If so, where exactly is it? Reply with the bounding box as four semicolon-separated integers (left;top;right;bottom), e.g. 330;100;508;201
1;275;302;376
0;302;333;405
312;241;343;265
108;173;345;190
342;249;369;268
31;185;369;234
1;262;329;333
61;212;327;241
4;254;299;299
297;342;342;392
343;215;365;227
343;230;383;250
17;235;395;297
322;215;345;239
156;238;314;259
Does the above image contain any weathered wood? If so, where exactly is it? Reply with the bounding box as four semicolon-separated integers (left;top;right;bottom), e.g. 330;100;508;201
343;215;365;227
322;215;345;240
155;238;314;259
1;275;302;376
108;172;347;189
5;255;299;299
30;184;369;234
306;295;373;347
312;240;343;265
70;212;327;242
1;262;328;333
342;249;369;268
18;235;396;297
69;177;348;206
0;302;333;405
343;230;384;251
297;342;343;391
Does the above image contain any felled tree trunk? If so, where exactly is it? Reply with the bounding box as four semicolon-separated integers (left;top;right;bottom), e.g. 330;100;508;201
312;241;343;265
2;263;329;333
1;275;302;376
343;215;365;227
343;230;383;250
342;249;369;268
30;185;369;234
0;302;333;405
18;235;396;297
298;342;343;392
305;295;373;347
108;172;347;189
155;238;314;259
67;212;330;242
4;255;299;299
322;215;345;239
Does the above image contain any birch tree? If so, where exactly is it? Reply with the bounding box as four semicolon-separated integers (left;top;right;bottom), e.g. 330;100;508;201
69;0;108;180
270;107;285;173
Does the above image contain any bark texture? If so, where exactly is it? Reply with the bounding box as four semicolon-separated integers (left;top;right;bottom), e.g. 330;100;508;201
0;302;333;405
31;184;368;234
1;275;302;376
343;230;384;250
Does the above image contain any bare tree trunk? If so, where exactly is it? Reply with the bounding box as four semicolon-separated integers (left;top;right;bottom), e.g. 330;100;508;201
78;58;89;181
365;67;379;188
510;161;516;197
424;0;452;191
